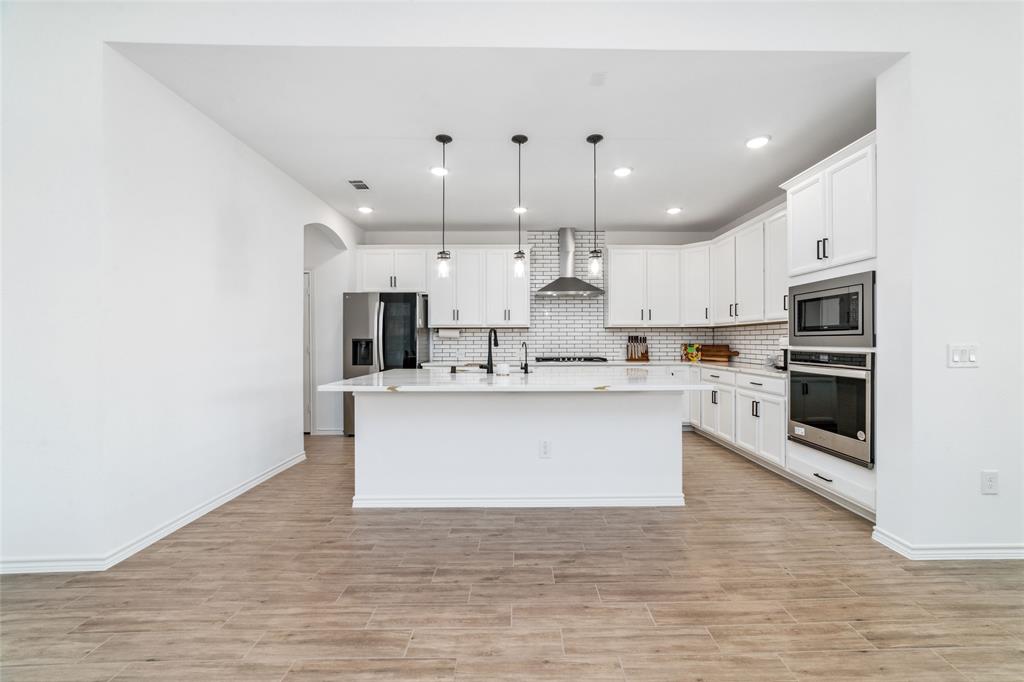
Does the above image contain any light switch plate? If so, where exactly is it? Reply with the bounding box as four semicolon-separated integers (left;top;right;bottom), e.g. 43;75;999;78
947;344;979;368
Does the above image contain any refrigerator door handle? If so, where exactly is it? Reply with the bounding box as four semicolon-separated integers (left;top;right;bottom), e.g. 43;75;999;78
375;300;385;371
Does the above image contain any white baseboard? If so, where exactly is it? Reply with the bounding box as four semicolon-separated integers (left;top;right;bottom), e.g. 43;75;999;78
311;428;344;435
353;494;685;508
1;451;307;574
872;527;1024;560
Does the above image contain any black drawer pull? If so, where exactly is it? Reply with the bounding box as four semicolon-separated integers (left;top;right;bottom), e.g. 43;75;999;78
813;472;834;483
709;374;720;378
750;381;763;386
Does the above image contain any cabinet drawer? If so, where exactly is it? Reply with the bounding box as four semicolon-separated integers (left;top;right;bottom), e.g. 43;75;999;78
786;448;875;510
701;368;735;385
736;373;786;395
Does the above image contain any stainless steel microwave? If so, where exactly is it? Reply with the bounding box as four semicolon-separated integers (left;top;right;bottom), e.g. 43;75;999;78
789;271;875;348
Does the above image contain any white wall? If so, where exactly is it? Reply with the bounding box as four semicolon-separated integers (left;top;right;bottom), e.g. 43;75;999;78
2;1;1021;566
1;13;361;569
304;226;352;434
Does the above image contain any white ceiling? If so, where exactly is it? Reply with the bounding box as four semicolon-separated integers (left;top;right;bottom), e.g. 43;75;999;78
114;45;898;232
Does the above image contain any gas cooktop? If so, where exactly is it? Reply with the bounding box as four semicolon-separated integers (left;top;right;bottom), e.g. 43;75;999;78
534;356;608;363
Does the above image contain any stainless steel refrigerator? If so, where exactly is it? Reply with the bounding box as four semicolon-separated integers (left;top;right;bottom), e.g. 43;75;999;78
343;292;428;435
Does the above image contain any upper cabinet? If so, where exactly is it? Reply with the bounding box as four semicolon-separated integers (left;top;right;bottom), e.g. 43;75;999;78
426;247;529;329
709;237;737;324
782;132;876;276
356;248;428;292
484;249;530;327
680;245;711;326
606;247;680;327
763;209;789;321
734;221;765;323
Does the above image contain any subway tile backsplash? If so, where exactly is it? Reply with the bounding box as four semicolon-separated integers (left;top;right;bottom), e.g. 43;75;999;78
430;231;787;366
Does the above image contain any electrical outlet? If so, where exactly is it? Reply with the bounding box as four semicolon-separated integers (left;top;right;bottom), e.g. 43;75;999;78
981;470;999;495
538;441;552;459
948;344;979;368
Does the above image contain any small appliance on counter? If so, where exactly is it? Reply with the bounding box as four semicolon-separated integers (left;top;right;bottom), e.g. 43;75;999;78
627;336;649;362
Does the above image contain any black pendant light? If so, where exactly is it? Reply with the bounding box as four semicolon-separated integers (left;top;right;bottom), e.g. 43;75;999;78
511;134;528;279
586;133;603;277
435;134;453;278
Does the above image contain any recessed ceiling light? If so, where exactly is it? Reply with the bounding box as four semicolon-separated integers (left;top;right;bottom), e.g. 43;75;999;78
430;166;448;176
513;206;528;215
666;207;682;215
357;206;374;214
746;135;772;149
613;167;633;177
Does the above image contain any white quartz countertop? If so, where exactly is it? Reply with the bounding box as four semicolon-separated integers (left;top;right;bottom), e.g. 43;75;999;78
421;359;788;379
319;368;714;393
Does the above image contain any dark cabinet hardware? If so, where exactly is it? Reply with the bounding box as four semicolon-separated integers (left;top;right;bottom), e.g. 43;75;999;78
750;381;763;386
755;401;760;417
709;374;720;379
729;303;734;317
640;308;644;320
711;390;717;405
813;472;834;483
802;382;809;395
783;294;788;311
822;238;829;258
735;302;739;316
648;308;652;319
705;307;709;319
816;239;823;259
751;400;756;417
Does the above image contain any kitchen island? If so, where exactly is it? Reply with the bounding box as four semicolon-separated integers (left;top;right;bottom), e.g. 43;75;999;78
318;367;711;508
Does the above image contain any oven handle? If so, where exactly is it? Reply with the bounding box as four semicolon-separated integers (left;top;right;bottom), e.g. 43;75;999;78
789;363;870;380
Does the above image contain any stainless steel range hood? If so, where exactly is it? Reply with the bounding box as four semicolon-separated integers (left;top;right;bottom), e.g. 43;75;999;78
536;228;604;297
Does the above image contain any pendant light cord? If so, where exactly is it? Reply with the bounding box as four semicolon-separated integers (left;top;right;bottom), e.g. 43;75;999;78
441;142;447;253
517;141;522;251
592;141;598;250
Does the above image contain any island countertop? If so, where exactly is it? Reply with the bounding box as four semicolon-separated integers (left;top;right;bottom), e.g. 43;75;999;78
319;367;713;393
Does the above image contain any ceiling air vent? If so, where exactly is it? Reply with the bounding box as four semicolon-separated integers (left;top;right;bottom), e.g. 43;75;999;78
348;180;370;190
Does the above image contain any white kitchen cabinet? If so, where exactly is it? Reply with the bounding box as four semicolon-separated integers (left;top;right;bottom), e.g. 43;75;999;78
644;249;681;325
688;366;702;427
484;250;530;326
606;248;646;326
714;386;735;442
786;174;827;276
357;248;428;292
763;209;789;321
826;144;876;268
710;237;736;324
606;247;679;327
428;249;484;327
700;388;717;434
680;245;711;326
734;221;764;323
782;132;876;277
735;389;785;466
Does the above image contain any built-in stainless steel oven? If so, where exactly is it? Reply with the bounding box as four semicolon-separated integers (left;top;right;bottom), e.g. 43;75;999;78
788;351;873;468
789;271;874;348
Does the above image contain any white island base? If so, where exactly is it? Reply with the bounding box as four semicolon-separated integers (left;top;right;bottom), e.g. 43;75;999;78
352;391;685;508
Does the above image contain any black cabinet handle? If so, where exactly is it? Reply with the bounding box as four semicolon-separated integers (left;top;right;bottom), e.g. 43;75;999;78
802;383;809;395
750;381;763;386
751;400;756;417
822;238;829;258
711;390;717;405
648;308;652;320
705;307;708;320
783;294;788;311
816;239;823;260
755;401;760;418
735;302;739;316
640;308;644;320
729;303;734;317
709;374;720;378
813;472;833;483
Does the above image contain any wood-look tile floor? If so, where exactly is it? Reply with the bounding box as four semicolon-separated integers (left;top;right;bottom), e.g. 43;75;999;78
2;433;1022;681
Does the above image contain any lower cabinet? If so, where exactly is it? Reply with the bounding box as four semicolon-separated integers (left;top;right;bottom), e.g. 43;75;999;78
735;390;786;466
700;384;735;443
